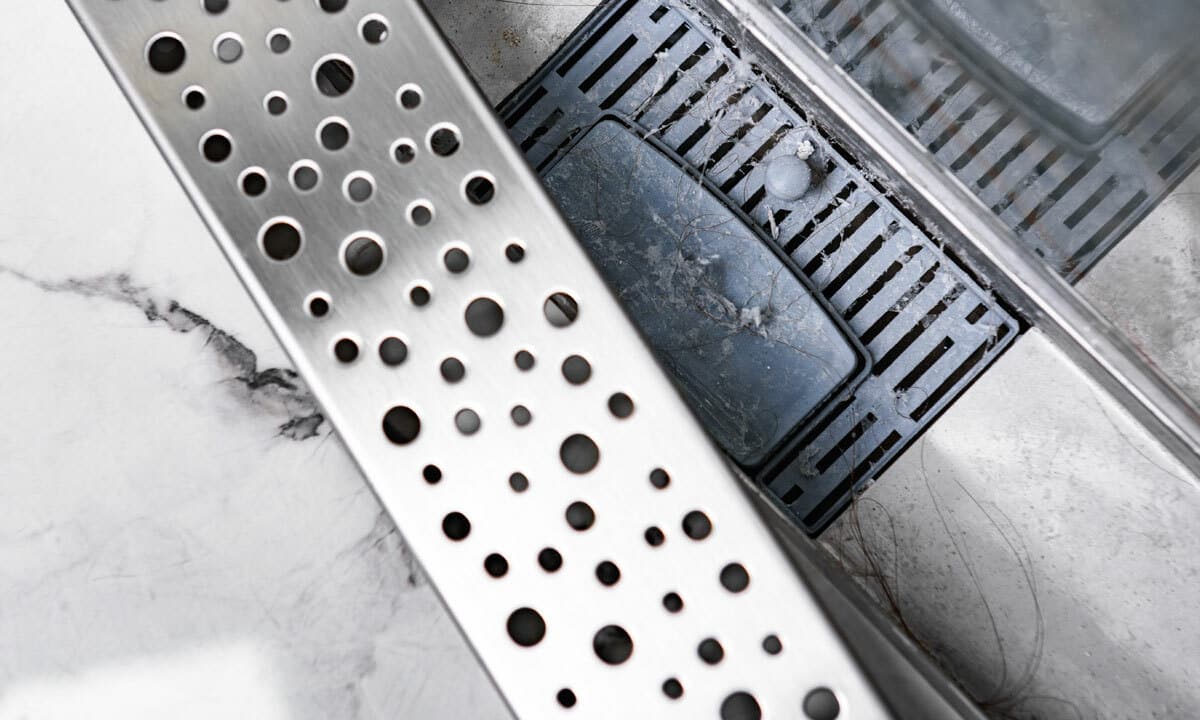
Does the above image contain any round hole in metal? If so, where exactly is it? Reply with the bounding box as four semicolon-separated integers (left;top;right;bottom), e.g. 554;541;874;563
202;0;228;14
240;168;268;197
314;56;355;96
720;691;762;720
259;219;302;261
505;242;525;263
644;526;664;547
592;625;633;665
443;247;470;273
608;392;634;418
344;173;374;203
439;357;465;383
422;464;441;484
183;86;206;110
484;553;508;578
682;510;712;540
429;125;461;156
317;0;347;12
662;592;683;613
720;562;750;593
291;161;321;192
360;15;389;44
565;501;595;531
379;337;408;366
537;547;562;572
343;235;384;276
595;560;620;586
762;634;782;655
506;607;545;647
333;337;359;363
146;33;186;74
543;292;578;327
442;511;470;541
560;434;599;474
408;201;434;226
409;284;431;307
649;468;670;489
509;472;529;493
803;688;840;720
455;408;481;435
698;638;724;665
561;355;591;385
201;131;233;163
397;84;422;110
514;350;535;371
464;297;504;337
318;118;351;151
267;29;291;54
214;33;243;63
307;294;330;318
392;139;417;164
511;405;532;426
464;174;495;205
662;679;683;700
382;406;420;445
556;689;576;709
265;92;288;116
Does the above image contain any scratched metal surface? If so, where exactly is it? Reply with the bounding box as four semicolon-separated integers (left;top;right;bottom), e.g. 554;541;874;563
62;0;889;718
2;2;1196;720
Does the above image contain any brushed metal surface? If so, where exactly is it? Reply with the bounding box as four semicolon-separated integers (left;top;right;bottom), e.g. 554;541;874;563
64;1;890;718
708;0;1200;480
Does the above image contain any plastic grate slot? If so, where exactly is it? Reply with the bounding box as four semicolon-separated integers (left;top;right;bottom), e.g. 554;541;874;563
500;0;1017;533
778;0;1200;280
804;431;902;526
871;284;965;375
599;24;689;109
858;263;942;346
976;127;1038;189
1063;176;1120;230
802;201;879;276
578;34;638;93
842;245;924;321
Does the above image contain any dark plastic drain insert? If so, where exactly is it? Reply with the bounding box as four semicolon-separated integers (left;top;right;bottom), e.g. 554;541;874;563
499;0;1017;533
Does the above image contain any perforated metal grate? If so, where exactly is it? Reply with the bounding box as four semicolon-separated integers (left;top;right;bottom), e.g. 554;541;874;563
775;0;1200;281
66;0;890;718
499;0;1017;534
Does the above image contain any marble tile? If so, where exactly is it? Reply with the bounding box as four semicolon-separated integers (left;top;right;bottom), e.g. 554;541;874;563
0;3;555;717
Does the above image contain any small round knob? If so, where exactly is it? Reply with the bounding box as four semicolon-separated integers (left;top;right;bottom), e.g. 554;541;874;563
764;154;813;201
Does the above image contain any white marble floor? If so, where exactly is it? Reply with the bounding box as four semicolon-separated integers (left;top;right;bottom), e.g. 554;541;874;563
2;2;1199;720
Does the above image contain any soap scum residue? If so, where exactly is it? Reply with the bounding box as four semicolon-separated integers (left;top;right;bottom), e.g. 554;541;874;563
673;4;1053;716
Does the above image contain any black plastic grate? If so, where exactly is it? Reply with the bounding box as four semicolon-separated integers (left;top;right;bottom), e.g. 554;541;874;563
776;0;1200;281
499;0;1017;533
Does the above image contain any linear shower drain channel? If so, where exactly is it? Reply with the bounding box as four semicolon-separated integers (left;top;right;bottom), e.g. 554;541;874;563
500;0;1018;534
67;0;890;718
776;0;1200;281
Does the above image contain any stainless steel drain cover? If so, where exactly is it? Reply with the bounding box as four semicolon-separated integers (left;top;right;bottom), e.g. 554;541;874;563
66;1;889;717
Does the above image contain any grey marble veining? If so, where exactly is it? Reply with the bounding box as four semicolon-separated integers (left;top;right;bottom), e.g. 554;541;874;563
0;267;324;440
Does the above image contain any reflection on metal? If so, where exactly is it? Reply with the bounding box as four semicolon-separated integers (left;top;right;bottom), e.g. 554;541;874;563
499;0;1016;534
65;0;890;718
707;0;1200;478
774;0;1200;280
